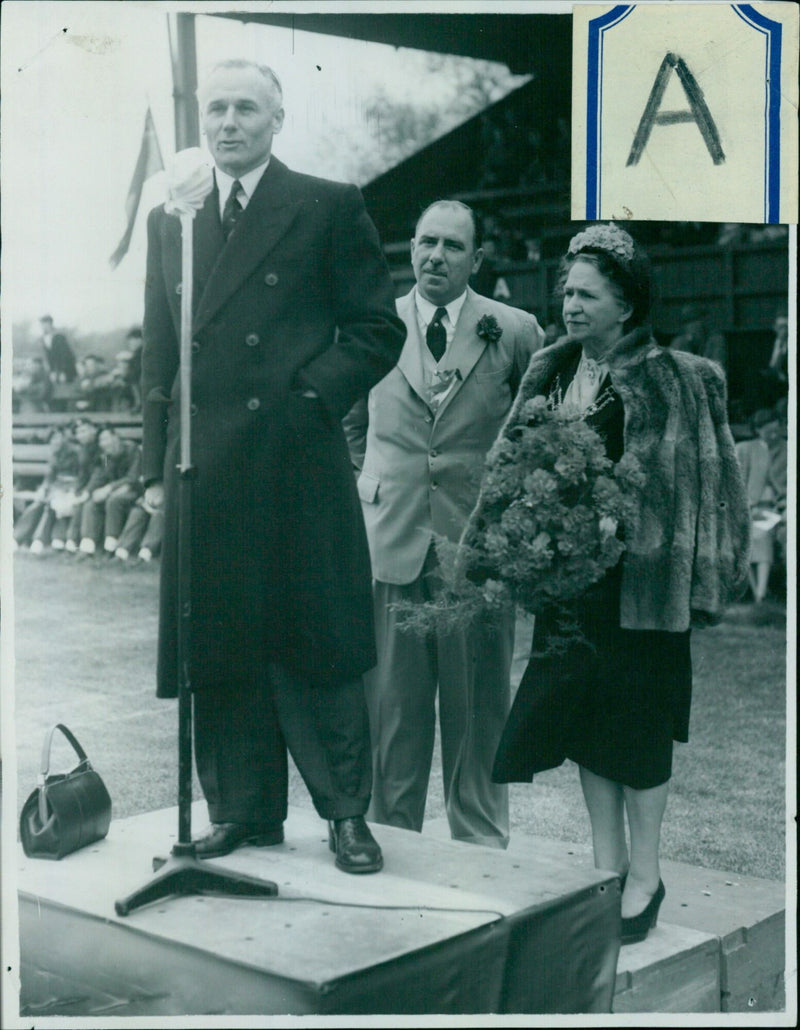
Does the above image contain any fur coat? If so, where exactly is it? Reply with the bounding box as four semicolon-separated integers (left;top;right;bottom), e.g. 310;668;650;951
464;326;751;631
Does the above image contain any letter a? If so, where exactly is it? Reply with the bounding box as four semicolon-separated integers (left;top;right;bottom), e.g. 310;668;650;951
627;53;725;166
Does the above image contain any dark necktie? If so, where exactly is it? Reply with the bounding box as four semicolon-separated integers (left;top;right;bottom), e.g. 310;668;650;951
426;307;448;362
222;180;244;241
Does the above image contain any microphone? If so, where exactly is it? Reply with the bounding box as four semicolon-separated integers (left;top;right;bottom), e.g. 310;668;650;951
164;147;214;218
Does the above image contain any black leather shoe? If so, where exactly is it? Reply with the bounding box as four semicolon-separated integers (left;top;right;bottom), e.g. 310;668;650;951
328;816;383;874
193;821;284;859
620;878;665;945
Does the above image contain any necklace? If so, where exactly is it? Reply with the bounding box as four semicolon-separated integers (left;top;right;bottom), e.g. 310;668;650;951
549;368;615;420
583;357;603;384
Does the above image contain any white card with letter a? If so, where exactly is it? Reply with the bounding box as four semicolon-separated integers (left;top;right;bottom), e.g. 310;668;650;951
572;2;799;223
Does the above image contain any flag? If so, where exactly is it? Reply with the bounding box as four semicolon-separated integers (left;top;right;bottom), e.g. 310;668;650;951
109;108;165;269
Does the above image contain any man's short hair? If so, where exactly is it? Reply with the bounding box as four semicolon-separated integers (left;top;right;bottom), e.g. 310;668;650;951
198;60;283;106
40;315;53;324
414;200;483;251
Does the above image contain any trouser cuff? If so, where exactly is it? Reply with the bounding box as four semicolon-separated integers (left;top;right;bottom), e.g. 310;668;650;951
206;803;286;826
313;797;371;821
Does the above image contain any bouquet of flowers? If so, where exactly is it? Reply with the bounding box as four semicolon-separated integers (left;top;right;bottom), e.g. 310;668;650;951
397;393;645;637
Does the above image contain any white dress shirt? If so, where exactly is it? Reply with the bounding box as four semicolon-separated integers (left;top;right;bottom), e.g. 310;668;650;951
215;159;270;219
415;289;469;411
414;290;468;367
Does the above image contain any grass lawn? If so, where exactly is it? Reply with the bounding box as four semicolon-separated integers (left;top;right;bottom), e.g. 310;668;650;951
9;550;788;881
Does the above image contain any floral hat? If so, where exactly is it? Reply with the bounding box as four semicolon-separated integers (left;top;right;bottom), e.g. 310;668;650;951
567;223;635;268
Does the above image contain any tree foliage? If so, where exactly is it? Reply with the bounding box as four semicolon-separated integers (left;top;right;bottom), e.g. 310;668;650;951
314;52;529;185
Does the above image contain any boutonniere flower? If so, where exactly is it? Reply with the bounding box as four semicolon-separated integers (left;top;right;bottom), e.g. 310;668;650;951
476;314;503;345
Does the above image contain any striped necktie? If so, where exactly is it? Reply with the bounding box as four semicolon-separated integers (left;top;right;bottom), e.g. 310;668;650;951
222;180;244;241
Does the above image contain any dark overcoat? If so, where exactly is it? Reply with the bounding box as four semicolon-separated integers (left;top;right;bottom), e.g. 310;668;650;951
42;333;77;382
141;158;406;697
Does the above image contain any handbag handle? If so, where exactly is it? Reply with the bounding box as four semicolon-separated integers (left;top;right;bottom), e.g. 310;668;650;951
38;724;91;824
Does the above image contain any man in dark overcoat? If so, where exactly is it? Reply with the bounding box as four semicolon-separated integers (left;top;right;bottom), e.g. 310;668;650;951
39;315;77;383
141;59;406;873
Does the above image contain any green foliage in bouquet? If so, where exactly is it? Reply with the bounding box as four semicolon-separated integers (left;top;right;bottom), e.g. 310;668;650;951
395;393;646;638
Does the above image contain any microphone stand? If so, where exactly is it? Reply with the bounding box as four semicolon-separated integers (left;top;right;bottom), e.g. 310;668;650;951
115;209;278;916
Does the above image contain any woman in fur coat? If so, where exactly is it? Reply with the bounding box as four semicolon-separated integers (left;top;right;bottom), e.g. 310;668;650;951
467;224;750;945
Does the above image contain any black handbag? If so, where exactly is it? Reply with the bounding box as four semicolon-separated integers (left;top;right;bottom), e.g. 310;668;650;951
19;723;112;860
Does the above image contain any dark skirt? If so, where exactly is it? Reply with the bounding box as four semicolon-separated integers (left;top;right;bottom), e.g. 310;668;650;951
493;563;692;789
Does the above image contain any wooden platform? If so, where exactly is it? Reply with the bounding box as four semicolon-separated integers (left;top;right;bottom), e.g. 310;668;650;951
16;805;788;1017
17;803;619;1017
424;817;787;1013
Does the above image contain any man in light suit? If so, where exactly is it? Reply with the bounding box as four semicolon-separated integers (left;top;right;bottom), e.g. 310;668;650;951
141;60;405;872
344;201;544;847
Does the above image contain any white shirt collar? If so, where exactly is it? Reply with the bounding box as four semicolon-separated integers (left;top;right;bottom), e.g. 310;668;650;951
216;159;270;216
414;288;468;333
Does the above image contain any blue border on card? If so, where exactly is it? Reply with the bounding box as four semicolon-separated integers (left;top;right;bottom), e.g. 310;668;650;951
585;3;783;222
733;4;783;223
586;5;635;219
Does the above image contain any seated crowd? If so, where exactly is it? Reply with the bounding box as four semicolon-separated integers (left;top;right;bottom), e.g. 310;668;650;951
14;388;788;604
13;295;788;605
13;418;162;565
12;322;143;415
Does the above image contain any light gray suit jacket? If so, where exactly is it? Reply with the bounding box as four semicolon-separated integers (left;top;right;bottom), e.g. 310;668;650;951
343;287;543;585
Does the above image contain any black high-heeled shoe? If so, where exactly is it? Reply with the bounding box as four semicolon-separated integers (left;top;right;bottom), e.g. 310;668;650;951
620;879;665;945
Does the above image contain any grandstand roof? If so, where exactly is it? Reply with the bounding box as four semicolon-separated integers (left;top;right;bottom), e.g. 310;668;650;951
212;13;573;248
359;77;570;240
216;12;570;76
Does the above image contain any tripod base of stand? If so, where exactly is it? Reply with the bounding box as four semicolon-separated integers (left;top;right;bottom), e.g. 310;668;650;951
115;842;278;916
